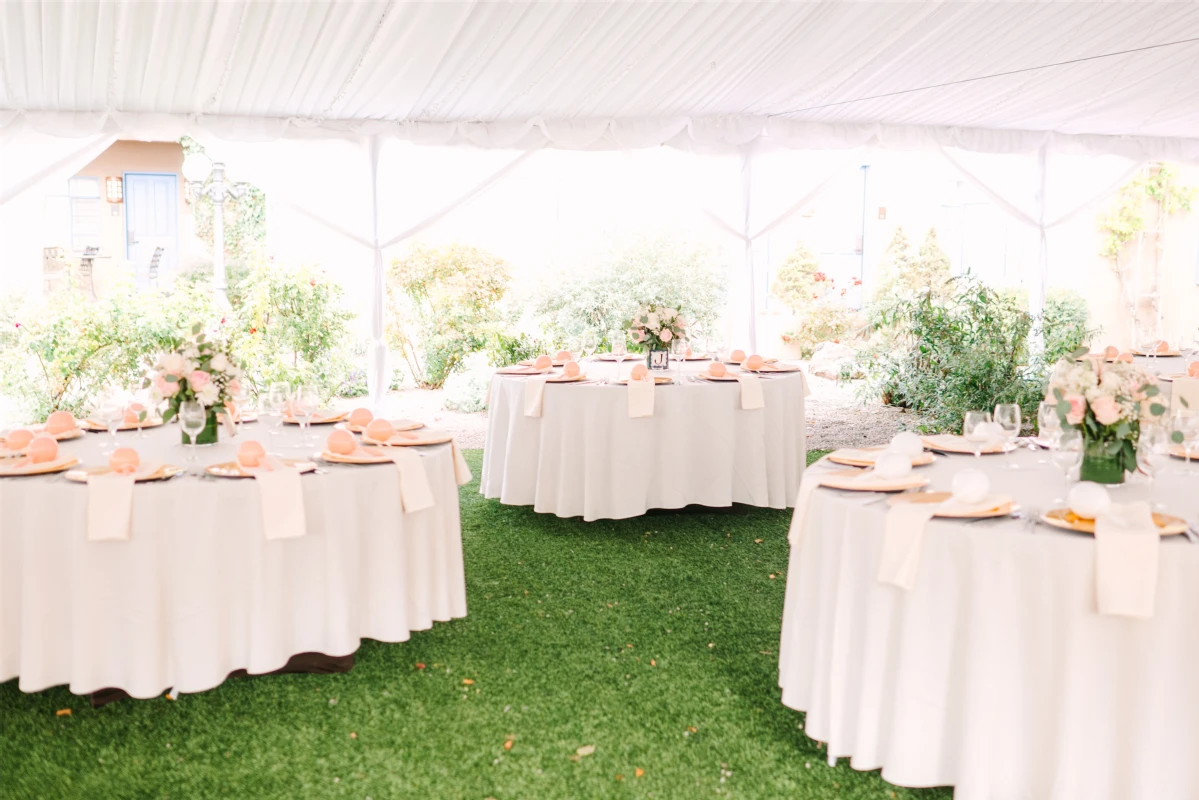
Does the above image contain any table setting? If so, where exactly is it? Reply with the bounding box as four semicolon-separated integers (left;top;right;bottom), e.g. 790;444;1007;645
780;354;1199;799
483;311;808;521
0;331;472;703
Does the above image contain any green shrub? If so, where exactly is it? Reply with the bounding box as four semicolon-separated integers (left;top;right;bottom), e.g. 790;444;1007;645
387;243;511;389
856;276;1096;433
535;236;726;349
771;241;863;358
486;331;549;368
233;262;356;402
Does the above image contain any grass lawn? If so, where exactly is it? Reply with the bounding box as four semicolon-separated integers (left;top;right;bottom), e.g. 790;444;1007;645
1;449;951;799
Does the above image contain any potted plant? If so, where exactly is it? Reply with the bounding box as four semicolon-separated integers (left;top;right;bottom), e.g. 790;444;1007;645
627;304;688;371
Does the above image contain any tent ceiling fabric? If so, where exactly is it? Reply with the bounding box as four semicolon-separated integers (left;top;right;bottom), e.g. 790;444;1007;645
3;1;1199;156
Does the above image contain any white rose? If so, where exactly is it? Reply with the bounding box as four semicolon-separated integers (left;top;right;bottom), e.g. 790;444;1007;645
646;313;659;330
661;329;673;342
210;353;230;373
197;383;220;406
163;353;186;374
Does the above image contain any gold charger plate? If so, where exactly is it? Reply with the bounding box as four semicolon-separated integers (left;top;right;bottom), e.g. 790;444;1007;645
595;353;639;362
683;354;712;361
1041;508;1187;536
888;491;1015;518
321;449;394;464
1132;349;1181;357
1167;444;1199;460
339;419;425;434
283;411;349;426
826;447;936;468
817;469;930;492
82;418;165;432
0;457;81;477
723;357;778;365
695;372;740;382
520;358;571;367
64;465;185;483
743;364;801;373
206;459;318;478
497;366;552;375
546;373;588;383
922;434;1014;455
362;431;455;447
615;376;674;385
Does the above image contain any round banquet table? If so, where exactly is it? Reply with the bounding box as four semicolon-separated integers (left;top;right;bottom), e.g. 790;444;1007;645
780;446;1199;800
0;421;466;699
482;358;808;521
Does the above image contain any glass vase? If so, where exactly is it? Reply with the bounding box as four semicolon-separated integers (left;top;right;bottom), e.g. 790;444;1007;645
1079;438;1124;484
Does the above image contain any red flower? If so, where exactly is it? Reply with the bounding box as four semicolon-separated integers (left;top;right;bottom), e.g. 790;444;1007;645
852;278;863;286
13;322;20;328
415;663;426;670
813;272;827;282
310;279;317;287
220;317;226;325
249;327;257;334
840;288;847;296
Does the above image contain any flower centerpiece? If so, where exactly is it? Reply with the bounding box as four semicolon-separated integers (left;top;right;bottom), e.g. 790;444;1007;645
1047;350;1166;484
627;304;688;370
143;323;244;445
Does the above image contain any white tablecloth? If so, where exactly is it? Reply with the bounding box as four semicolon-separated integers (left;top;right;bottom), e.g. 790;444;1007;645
482;359;808;521
781;447;1199;799
0;422;466;698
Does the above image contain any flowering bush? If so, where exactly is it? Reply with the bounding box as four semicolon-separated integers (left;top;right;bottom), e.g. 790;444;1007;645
627;304;688;351
772;242;863;357
1047;355;1165;474
143;323;244;422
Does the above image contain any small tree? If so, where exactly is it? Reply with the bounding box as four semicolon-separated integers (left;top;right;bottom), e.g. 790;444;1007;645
873;226;952;300
771;242;861;358
770;243;822;311
387;243;510;389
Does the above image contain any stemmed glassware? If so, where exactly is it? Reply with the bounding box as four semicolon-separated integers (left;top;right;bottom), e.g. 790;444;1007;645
267;381;290;451
670;337;687;380
1048;428;1082;503
294;385;320;447
179;400;206;465
994;403;1021;468
609;329;627;381
581;331;598;362
96;394;125;455
1137;424;1171;510
231;381;250;437
962;410;992;459
1036;400;1061;463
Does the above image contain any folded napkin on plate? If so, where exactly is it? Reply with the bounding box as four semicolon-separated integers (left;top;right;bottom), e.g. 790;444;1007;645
247;456;306;540
733;373;764;410
451;442;473;486
628;377;654;418
524;375;550;418
385;447;435;513
1095;501;1161;619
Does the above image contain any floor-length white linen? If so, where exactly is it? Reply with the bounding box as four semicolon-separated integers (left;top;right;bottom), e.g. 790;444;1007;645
780;449;1199;800
0;424;466;699
482;361;807;521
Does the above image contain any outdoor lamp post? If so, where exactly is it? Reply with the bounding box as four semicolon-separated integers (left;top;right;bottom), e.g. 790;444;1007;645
181;151;245;303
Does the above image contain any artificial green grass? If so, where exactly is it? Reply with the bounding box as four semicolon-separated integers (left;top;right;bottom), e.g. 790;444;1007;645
1;449;951;799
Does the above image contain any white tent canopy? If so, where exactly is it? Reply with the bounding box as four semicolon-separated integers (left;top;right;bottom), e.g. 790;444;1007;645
4;1;1199;407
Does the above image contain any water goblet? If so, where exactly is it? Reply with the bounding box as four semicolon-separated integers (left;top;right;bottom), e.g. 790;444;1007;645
1036;400;1062;463
1137;424;1171;511
1048;429;1082;503
994;403;1021;469
294;385;320;447
179;400;206;466
582;330;598;362
96;395;125;456
609;329;628;381
963;410;992;459
267;381;290;449
670;337;687;379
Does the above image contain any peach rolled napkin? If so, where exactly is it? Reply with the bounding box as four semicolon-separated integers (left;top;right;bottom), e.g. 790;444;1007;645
385;447;435;513
524;375;550;418
1095;501;1160;619
628;376;655;418
733;373;764;410
85;461;164;541
248;456;306;541
451;442;473;486
877;502;941;590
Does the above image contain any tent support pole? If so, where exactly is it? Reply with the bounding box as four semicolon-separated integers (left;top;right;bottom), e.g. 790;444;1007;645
741;144;757;353
1032;142;1049;353
366;134;389;412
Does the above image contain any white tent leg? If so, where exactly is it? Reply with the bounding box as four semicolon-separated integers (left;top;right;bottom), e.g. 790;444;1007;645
365;135;390;412
1031;143;1049;353
741;145;757;353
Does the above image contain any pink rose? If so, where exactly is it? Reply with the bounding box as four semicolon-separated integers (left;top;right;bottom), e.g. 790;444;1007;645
155;375;179;397
1064;394;1086;426
661;329;673;342
227;378;241;396
1091;395;1122;426
632;330;645;343
189;370;212;390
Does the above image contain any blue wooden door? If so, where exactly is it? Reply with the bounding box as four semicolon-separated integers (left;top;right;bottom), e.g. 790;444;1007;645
124;172;178;273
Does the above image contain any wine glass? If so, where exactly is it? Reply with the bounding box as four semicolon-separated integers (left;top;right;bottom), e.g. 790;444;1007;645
962;410;992;459
582;331;598;361
96;394;125;455
179;400;206;465
710;333;727;363
231;381;250;437
609;329;628;381
294;385;320;446
267;381;290;447
670;337;687;379
994;403;1021;468
1036;400;1061;463
1137;424;1171;510
1049;428;1082;503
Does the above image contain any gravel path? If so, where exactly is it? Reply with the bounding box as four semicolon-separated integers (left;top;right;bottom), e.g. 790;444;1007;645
341;371;923;453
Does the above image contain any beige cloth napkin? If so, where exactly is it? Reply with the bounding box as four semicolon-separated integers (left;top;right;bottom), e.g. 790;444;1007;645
734;373;765;410
248;456;306;541
1095;501;1161;619
787;469;824;547
385;447;435;513
85;462;164;542
451;442;473;486
524;375;550;417
628;377;654;418
877;502;942;589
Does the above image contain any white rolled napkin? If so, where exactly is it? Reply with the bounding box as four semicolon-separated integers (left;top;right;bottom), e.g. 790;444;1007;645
248;456;306;541
877;502;941;590
628;377;655;418
524;375;550;418
787;469;823;548
733;373;764;410
1094;501;1161;619
385;447;435;513
86;472;136;542
451;441;473;486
